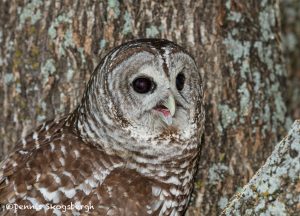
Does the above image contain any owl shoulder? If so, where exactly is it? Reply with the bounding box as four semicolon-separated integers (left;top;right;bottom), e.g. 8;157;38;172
0;117;104;205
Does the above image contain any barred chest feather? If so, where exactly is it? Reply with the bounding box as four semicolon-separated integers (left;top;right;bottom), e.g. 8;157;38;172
0;117;200;216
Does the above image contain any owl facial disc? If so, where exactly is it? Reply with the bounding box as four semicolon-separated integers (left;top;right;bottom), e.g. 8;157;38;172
154;95;176;125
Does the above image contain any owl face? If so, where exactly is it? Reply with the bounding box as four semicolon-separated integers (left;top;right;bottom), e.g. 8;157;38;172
102;40;203;139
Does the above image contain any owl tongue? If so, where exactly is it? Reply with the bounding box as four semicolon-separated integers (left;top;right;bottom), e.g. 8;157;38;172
156;107;171;116
156;107;172;125
154;95;176;126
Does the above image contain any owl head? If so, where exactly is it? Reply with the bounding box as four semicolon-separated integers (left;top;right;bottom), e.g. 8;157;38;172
79;39;204;148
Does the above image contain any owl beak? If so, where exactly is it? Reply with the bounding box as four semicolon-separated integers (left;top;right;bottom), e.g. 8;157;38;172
162;95;176;117
155;95;176;126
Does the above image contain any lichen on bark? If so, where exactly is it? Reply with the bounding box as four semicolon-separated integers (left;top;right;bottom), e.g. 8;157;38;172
222;120;300;216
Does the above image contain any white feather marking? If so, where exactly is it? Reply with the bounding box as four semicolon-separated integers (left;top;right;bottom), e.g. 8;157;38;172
61;133;65;139
157;170;167;177
180;160;189;169
78;183;92;195
170;187;181;196
39;187;60;203
162;189;169;197
151;186;162;196
72;209;81;216
61;145;66;155
53;209;62;216
162;46;171;69
159;202;167;216
22;138;26;147
50;142;55;151
151;200;163;211
19;150;28;155
13;184;19;195
36;174;41;181
183;176;190;186
107;186;113;198
165;176;181;185
59;157;65;166
73;150;80;158
26;197;46;211
60;187;76;199
50;173;61;184
77;120;83;130
32;132;38;140
85;178;97;188
170;208;178;216
165;200;173;208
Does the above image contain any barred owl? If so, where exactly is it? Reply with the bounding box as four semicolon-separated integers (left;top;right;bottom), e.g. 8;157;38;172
0;39;204;216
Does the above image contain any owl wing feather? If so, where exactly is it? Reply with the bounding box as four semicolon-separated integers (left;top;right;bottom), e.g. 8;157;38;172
0;118;162;215
0;118;104;215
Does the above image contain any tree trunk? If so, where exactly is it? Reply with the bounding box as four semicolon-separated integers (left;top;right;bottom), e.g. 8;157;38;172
0;0;291;215
280;0;300;120
221;120;300;216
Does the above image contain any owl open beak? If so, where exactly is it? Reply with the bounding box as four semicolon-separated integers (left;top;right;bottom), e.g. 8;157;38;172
154;95;176;125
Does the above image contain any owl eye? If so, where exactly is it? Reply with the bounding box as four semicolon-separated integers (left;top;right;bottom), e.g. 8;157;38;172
176;73;185;91
132;77;155;94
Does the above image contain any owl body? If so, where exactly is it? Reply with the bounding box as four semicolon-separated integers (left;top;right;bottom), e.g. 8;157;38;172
0;39;204;215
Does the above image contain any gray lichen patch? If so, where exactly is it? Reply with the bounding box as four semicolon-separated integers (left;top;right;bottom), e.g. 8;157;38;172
4;73;14;85
258;2;276;41
108;0;121;18
122;11;133;35
223;35;251;64
208;163;229;185
218;104;238;129
41;59;56;85
222;120;300;215
47;12;76;58
238;82;251;116
218;196;229;209
17;0;43;29
146;25;160;38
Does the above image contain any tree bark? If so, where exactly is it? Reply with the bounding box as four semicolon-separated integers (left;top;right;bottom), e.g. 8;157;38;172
0;0;291;215
222;120;300;216
280;0;300;120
